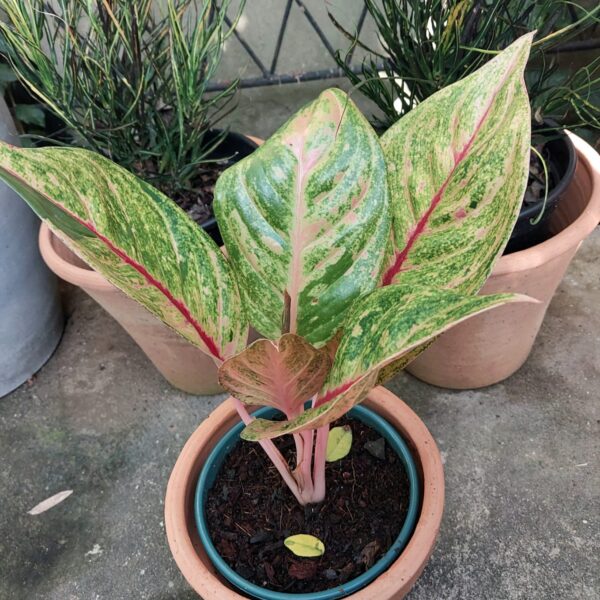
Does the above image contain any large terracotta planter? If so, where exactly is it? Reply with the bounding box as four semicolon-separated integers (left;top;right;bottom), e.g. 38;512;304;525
165;387;445;599
37;134;262;396
39;224;222;395
407;133;600;389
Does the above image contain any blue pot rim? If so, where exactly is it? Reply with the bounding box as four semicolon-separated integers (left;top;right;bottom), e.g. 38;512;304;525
194;404;421;600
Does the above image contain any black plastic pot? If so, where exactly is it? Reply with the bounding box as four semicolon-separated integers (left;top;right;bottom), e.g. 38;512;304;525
200;130;258;245
505;127;577;254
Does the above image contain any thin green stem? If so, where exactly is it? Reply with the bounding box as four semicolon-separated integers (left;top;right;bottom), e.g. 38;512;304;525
529;145;550;226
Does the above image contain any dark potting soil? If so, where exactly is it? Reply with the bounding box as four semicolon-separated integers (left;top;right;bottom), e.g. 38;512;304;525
205;416;411;594
173;165;222;226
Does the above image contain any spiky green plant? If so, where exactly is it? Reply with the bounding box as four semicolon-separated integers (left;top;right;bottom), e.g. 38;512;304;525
0;0;243;202
331;0;600;133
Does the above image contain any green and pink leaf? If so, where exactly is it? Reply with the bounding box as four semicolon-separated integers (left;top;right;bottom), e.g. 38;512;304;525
381;33;533;295
218;333;330;418
214;88;390;347
241;285;534;440
0;144;246;360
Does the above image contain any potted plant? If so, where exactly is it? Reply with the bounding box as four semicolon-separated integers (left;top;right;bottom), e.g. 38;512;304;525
0;35;535;596
0;63;63;397
332;0;600;388
0;0;253;394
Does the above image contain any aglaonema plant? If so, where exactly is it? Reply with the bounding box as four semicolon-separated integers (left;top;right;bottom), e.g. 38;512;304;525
0;34;533;506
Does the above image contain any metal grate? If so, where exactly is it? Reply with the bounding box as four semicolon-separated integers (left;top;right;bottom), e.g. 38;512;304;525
208;1;600;92
209;0;374;90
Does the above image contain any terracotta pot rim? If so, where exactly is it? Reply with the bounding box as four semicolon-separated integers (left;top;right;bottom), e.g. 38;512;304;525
39;223;111;291
165;387;445;599
494;132;600;275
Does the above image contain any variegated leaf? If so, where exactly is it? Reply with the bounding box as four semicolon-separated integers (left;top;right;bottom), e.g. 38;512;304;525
218;333;331;418
214;88;390;347
381;33;533;293
241;285;532;440
241;370;376;442
0;144;246;361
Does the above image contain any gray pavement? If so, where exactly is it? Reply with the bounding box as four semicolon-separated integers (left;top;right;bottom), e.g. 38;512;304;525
0;81;598;600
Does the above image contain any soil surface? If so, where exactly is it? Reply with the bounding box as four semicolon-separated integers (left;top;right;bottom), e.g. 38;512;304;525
172;165;222;226
205;416;411;594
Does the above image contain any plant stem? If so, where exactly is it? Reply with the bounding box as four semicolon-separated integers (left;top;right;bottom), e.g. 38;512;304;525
232;397;306;505
292;432;304;469
311;425;329;503
296;429;315;503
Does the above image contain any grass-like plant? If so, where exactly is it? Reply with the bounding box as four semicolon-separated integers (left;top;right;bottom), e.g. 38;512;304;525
0;35;534;505
331;0;600;133
0;0;243;206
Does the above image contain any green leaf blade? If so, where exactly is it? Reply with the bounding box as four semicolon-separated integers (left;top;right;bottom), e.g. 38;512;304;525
0;144;247;361
214;88;390;347
326;285;532;390
381;33;533;294
241;285;533;440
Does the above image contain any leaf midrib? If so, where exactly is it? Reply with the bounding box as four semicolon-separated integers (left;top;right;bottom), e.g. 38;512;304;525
285;94;344;335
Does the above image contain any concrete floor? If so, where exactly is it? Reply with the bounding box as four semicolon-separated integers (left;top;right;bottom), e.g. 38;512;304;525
1;82;599;599
1;234;598;600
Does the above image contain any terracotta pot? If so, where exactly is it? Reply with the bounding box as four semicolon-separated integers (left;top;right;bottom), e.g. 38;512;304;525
165;387;445;599
39;224;222;395
407;133;600;389
36;133;263;396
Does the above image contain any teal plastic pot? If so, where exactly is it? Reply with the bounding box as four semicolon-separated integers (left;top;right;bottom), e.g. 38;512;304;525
194;404;421;600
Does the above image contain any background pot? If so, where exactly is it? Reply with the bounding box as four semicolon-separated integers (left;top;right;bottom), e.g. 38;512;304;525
199;131;258;245
165;387;445;600
37;132;259;396
0;97;63;397
506;126;577;254
407;132;600;389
